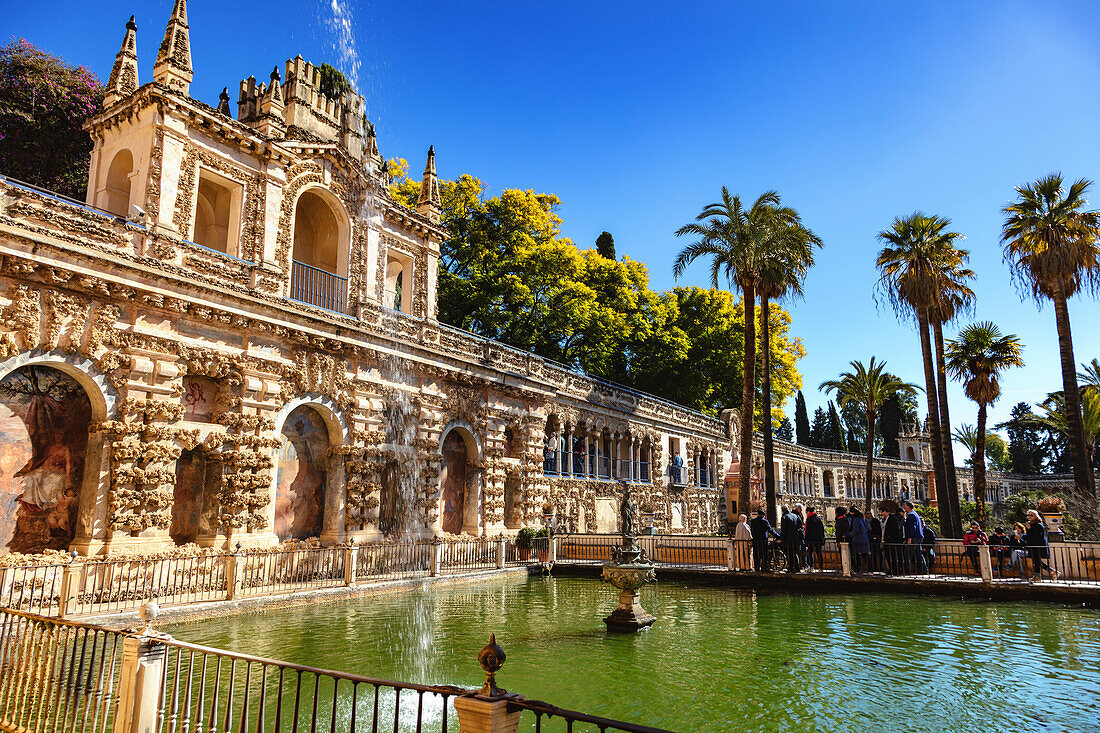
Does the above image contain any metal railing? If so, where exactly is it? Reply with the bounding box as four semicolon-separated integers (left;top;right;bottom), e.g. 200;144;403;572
1;538;545;620
554;533;1100;587
0;608;670;733
290;260;348;314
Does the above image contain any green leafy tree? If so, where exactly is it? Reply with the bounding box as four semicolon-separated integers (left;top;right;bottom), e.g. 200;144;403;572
821;358;921;514
945;322;1025;524
795;390;810;446
0;40;103;199
825;401;846;451
776;417;794;442
318;63;353;100
876;212;974;537
984;433;1010;472
1002;173;1100;497
809;407;828;449
595;231;616;259
879;391;918;458
999;402;1047;475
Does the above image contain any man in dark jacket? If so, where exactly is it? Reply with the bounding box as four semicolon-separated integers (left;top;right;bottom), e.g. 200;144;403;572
804;506;826;572
881;506;904;575
749;509;779;572
834;506;850;544
868;507;883;572
779;505;804;573
904;501;927;573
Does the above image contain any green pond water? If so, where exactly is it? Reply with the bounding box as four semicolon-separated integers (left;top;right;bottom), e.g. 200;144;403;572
165;576;1100;733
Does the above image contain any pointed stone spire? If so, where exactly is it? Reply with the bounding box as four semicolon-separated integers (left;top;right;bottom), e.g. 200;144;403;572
256;66;286;137
153;0;193;95
216;87;231;115
105;16;139;106
417;145;441;221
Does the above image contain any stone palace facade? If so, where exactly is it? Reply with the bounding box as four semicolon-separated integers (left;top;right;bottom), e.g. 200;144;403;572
0;1;1057;556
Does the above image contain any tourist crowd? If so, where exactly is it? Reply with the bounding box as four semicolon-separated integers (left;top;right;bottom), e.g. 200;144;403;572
732;504;1060;582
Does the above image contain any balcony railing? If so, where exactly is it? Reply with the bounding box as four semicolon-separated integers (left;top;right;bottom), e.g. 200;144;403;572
290;259;348;313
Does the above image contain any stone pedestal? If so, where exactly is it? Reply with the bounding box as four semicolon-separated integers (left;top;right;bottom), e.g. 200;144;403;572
603;587;656;633
453;696;521;733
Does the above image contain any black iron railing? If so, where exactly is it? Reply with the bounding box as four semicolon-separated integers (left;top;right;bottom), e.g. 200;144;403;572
290;260;347;313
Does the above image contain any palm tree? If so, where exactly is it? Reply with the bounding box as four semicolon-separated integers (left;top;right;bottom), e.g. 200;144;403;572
1031;390;1100;467
757;213;822;524
945;322;1024;525
876;213;973;537
820;358;920;515
1079;358;1100;393
1002;173;1100;497
674;188;779;522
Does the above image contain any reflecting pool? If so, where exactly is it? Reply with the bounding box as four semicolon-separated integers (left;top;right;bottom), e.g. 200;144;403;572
166;576;1100;732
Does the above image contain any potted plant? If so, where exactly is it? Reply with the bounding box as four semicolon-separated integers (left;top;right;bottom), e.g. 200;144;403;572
1037;496;1066;540
516;527;551;561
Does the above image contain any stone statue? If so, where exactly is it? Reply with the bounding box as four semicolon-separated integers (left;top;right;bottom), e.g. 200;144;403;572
620;487;635;538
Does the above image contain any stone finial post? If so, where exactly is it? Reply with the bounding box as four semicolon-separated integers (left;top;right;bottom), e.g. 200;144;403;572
344;542;358;586
58;552;82;619
725;536;737;572
430;536;442;577
978;544;993;584
496;535;506;569
225;543;243;600
454;635;521;733
839;542;852;577
114;603;169;733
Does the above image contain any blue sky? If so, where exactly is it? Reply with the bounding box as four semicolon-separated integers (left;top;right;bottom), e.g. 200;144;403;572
8;0;1100;450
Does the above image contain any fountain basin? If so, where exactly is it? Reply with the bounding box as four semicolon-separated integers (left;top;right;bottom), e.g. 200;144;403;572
601;563;656;632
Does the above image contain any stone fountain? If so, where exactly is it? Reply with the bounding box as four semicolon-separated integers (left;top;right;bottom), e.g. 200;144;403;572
601;483;656;632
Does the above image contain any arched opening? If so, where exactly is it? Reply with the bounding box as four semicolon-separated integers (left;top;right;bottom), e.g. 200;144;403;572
102;149;133;217
385;252;413;313
379;460;399;535
0;365;91;554
290;189;348;313
171;448;220;545
906;446;916;462
192;170;241;255
503;473;521;529
440;430;468;534
274;404;330;541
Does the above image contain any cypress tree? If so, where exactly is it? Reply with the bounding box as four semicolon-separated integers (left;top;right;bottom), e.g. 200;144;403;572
795;390;811;445
595;231;616;259
809;407;828;448
826;401;846;451
776;417;794;442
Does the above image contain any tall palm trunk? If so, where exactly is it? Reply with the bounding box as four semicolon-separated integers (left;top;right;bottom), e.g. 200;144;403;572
738;281;757;522
974;403;988;526
934;320;963;537
918;311;953;536
864;411;875;516
761;295;778;526
1052;287;1097;496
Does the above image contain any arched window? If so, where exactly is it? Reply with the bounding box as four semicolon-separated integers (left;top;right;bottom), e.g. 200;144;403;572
290;190;348;313
101;149;133;216
385;251;413;313
192;170;242;254
906;446;916;462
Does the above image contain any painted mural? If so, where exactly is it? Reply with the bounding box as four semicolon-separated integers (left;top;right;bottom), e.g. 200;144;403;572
0;366;90;554
440;431;467;534
182;376;216;422
274;405;328;541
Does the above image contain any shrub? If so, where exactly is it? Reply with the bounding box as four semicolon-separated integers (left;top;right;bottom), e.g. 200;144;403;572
516;527;550;549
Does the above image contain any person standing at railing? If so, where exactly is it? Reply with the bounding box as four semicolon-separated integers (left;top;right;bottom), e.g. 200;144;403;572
779;505;804;574
989;526;1010;575
734;513;753;570
921;523;937;570
1024;510;1060;582
1009;522;1030;578
868;506;883;572
749;509;779;572
834;506;850;545
848;508;871;574
804;506;825;572
904;501;927;574
963;522;988;575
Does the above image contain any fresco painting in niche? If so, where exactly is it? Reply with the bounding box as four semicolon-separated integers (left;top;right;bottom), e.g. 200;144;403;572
274;405;328;541
182;376;216;422
440;431;467;534
0;366;90;554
